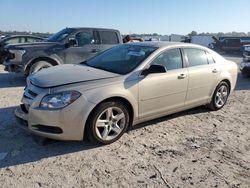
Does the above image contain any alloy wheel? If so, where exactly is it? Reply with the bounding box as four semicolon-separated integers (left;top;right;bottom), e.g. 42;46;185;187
95;107;126;141
215;85;228;108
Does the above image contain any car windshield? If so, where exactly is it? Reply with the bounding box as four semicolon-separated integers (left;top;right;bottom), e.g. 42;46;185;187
46;28;74;42
85;44;157;74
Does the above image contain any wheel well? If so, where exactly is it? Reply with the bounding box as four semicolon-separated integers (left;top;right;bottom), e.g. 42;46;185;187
84;97;134;138
221;79;231;93
25;57;59;75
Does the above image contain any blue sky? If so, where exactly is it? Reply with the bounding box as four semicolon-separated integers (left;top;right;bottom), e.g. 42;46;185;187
0;0;249;35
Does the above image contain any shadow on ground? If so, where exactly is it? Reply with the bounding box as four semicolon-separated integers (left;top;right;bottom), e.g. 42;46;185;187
0;106;100;168
235;73;250;90
0;72;26;88
0;105;209;169
129;106;210;132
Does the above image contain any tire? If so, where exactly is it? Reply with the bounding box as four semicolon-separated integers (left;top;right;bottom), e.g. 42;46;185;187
29;61;53;75
86;101;130;145
208;81;229;111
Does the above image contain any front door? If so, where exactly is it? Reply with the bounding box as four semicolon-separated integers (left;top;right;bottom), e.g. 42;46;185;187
139;48;188;118
98;30;120;52
64;30;100;64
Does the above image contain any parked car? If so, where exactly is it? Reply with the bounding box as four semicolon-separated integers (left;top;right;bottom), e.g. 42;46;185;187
4;27;122;75
240;45;250;77
211;37;250;53
15;42;238;144
0;35;44;64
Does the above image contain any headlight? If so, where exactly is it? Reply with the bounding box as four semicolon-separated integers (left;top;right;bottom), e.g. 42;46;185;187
8;49;26;61
17;50;26;55
40;90;81;109
10;49;26;55
242;62;250;68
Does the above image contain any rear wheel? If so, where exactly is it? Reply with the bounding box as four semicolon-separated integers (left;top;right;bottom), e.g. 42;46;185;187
208;81;229;110
29;61;53;75
86;101;129;145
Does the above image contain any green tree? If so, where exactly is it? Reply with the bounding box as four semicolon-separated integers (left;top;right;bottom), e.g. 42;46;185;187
188;31;198;36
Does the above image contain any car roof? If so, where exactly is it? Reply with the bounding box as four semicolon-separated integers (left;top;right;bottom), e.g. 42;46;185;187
125;41;205;49
67;27;120;32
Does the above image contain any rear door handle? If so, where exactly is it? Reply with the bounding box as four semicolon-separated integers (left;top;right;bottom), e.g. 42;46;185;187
178;74;187;79
212;69;218;73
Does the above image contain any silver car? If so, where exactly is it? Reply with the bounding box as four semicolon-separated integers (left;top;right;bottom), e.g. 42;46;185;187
15;42;238;144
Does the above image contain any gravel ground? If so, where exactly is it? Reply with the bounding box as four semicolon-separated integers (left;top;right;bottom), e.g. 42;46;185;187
0;56;249;188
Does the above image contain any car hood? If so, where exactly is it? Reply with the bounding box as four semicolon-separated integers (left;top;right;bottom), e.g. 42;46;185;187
6;42;59;49
28;64;120;88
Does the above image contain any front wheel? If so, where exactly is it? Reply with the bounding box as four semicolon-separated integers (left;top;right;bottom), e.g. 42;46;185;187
29;61;53;75
208;81;229;110
86;101;130;145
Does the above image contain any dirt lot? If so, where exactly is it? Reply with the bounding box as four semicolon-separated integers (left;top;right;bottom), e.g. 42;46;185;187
0;56;249;188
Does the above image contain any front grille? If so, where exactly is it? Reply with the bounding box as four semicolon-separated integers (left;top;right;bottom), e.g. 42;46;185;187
22;83;48;112
28;90;38;98
243;51;250;58
24;89;38;100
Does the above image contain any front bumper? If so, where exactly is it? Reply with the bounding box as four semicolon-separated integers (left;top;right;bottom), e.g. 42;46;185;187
15;85;96;141
240;61;250;76
4;60;25;73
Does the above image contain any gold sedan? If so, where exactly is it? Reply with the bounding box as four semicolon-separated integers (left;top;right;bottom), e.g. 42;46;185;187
15;42;238;144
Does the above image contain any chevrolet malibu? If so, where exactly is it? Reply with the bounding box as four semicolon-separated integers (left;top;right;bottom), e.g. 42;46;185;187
15;42;238;144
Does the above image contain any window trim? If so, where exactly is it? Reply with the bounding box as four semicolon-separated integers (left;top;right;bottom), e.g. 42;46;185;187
205;51;216;64
183;47;210;68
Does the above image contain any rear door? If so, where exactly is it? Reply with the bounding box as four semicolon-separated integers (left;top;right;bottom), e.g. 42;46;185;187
184;48;220;106
98;30;121;52
64;29;100;64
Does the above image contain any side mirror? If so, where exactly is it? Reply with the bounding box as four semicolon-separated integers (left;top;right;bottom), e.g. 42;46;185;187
65;39;76;48
141;64;166;76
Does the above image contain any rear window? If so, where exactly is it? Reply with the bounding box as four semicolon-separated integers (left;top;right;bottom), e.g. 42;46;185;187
99;31;119;44
185;48;208;67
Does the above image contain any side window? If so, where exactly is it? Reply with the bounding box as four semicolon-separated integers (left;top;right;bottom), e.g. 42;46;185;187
99;31;119;44
75;31;95;46
26;37;42;43
6;38;19;44
151;48;183;71
206;52;215;64
19;37;26;43
185;48;208;67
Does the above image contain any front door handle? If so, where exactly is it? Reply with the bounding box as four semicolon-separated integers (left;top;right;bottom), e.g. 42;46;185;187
178;74;187;79
212;69;218;73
